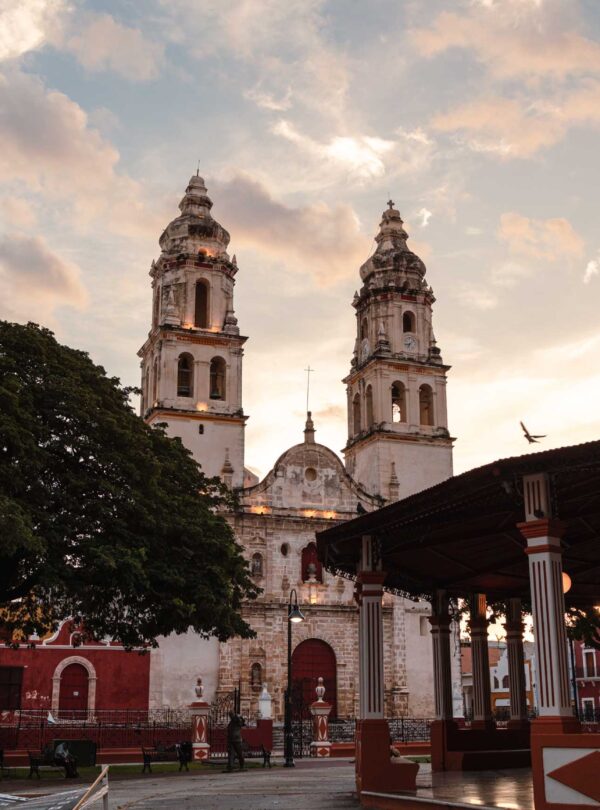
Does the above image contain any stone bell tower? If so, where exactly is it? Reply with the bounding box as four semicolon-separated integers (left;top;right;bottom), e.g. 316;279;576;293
343;201;453;502
138;173;247;488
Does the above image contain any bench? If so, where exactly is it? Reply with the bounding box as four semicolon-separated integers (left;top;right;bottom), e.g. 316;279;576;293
241;741;271;768
141;743;192;774
27;750;72;779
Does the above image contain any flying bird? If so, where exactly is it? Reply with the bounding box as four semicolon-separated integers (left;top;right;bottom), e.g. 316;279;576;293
520;421;546;444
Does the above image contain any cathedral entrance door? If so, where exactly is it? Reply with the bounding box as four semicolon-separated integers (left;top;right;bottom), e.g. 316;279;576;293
291;639;337;718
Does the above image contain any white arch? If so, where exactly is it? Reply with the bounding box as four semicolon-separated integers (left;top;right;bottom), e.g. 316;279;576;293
51;655;97;717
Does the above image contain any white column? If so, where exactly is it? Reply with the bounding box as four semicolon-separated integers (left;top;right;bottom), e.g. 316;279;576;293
470;593;493;728
357;535;385;720
519;519;572;718
505;597;528;726
429;590;454;720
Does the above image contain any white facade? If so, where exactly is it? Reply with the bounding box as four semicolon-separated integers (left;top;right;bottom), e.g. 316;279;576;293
142;182;457;718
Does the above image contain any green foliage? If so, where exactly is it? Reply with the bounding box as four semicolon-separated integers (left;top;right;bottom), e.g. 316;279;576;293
0;321;258;647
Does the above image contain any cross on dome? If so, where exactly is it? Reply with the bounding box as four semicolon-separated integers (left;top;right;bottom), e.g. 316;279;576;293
387;199;395;210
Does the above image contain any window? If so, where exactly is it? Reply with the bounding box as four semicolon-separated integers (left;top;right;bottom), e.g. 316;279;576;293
0;667;23;710
391;382;406;423
419;616;429;637
419;384;434;426
251;663;262;689
582;698;595;721
194;281;209;328
502;675;509;689
280;543;289;557
153;287;160;327
403;311;416;333
209;357;226;400
361;318;368;340
353;393;361;435
144;367;150;410
251;553;263;577
366;385;374;426
493;676;499;690
584;650;596;677
177;354;193;397
301;542;322;583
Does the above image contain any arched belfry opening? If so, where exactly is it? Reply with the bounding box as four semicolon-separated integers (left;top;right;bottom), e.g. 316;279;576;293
392;382;407;423
366;385;374;427
210;357;226;400
403;311;416;333
194;280;209;328
353;393;361;435
177;353;193;397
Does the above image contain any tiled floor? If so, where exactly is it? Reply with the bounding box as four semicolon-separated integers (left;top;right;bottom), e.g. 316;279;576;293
415;765;534;810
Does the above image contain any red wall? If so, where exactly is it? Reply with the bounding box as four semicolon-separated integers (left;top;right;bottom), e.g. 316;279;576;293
0;646;150;711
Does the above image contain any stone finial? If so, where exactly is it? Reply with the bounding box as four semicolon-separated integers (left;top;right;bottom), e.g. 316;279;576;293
223;308;240;335
388;461;400;501
195;677;204;700
163;287;180;326
304;411;315;444
315;677;326;702
221;448;234;488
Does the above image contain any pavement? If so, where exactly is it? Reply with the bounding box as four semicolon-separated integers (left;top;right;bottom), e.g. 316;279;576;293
15;760;360;810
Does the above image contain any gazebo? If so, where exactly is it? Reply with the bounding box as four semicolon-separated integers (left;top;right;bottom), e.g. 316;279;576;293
316;440;600;809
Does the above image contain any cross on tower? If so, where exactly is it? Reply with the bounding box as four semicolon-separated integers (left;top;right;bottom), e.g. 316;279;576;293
305;365;315;413
387;199;395;210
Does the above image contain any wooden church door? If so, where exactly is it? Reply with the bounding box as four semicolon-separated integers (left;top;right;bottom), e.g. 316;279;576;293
291;639;337;718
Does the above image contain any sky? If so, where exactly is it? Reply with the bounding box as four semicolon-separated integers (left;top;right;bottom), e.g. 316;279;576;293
1;0;599;481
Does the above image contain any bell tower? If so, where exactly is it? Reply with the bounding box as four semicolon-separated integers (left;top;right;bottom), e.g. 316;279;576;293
138;173;247;488
343;201;453;502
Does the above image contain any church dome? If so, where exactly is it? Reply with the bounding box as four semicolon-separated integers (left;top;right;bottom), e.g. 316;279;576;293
159;174;231;258
359;201;426;282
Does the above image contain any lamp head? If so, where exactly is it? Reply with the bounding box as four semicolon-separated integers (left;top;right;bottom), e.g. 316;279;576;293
289;603;305;623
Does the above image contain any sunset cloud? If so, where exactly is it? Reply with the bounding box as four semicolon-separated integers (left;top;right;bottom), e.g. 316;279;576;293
0;0;64;61
498;213;585;261
584;253;600;284
0;234;87;321
213;174;369;286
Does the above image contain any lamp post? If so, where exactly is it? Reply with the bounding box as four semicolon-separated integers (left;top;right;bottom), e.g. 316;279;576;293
284;587;305;767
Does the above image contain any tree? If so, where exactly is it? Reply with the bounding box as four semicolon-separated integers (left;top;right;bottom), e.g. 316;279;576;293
0;321;258;647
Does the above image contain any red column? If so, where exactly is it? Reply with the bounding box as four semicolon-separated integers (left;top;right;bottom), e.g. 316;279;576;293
189;678;211;761
470;593;493;730
505;597;529;729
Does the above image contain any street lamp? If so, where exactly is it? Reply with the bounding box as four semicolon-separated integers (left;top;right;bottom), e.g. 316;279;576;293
284;587;305;767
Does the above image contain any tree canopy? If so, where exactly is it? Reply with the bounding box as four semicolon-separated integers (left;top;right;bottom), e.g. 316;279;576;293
0;321;258;647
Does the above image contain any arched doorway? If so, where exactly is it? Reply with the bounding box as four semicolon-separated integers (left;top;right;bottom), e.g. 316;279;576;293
291;639;337;718
58;664;89;717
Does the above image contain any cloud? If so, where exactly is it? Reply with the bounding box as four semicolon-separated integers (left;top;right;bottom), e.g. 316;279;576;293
244;85;292;111
411;5;600;81
498;213;585;261
490;261;532;288
0;0;65;61
0;234;87;321
418;207;432;227
1;196;36;228
584;253;600;284
0;68;163;238
212;173;369;286
453;285;498;311
62;13;164;81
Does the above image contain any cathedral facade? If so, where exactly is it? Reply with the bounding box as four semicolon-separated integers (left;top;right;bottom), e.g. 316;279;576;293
138;175;459;720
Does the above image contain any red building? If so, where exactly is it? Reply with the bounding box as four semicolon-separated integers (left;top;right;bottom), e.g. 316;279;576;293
574;640;600;720
0;621;150;717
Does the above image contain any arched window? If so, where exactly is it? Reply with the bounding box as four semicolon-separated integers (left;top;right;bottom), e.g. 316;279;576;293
361;318;368;340
352;393;361;435
194;280;209;328
152;358;158;403
403;311;416;333
153;287;160;327
209;357;226;400
366;385;374;426
302;542;322;583
419;384;434;426
251;552;263;577
177;353;193;397
250;663;262;689
493;676;499;690
144;367;150;410
502;675;509;689
391;382;406;423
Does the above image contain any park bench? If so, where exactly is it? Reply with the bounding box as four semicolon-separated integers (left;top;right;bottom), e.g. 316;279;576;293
241;740;271;768
27;749;74;779
141;742;192;774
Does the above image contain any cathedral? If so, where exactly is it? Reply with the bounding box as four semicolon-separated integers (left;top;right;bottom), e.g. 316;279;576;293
138;173;459;720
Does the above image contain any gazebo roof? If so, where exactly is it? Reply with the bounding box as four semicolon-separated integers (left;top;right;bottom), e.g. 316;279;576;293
316;440;600;607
